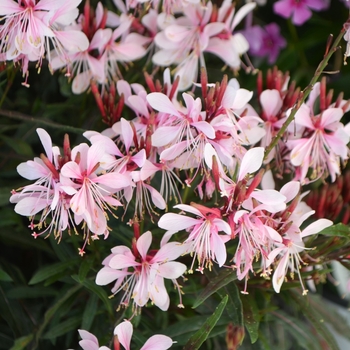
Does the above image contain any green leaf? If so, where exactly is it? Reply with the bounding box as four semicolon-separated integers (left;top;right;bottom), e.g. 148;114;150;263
71;276;114;316
0;136;33;157
193;269;236;309
34;283;83;344
78;256;94;283
273;310;319;350
183;295;228;350
81;294;99;331
290;291;340;350
6;286;58;299
242;293;260;344
42;316;81;340
29;260;77;285
9;334;33;350
216;280;243;327
0;268;12;282
318;223;350;238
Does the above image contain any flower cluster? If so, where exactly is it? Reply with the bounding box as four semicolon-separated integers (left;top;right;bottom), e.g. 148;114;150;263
5;0;350;349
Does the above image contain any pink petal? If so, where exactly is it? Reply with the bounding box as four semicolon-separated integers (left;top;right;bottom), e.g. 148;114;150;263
141;334;173;350
152;126;181;147
114;321;132;350
146;93;182;117
87;142;105;175
128;95;149;117
55;30;89;53
211;233;227;267
120;118;134;152
36;128;52;161
280;181;300;202
90;28;112;52
250;189;286;205
301;219;332;238
159;141;187;161
96;172;131;190
192;121;215;139
238;147;264;181
158;213;200;231
78;330;98;344
109;254;139;269
61;161;82;180
231;2;256;30
78;339;98;350
144;184;166;210
17;160;48;180
137;231;152;260
272;252;289;293
0;0;22;15
15;197;48;216
173;204;202;217
156;261;187;279
320;108;343;128
260;90;282;119
95;267;129;286
153;242;190;262
148;277;169;311
72;71;92;94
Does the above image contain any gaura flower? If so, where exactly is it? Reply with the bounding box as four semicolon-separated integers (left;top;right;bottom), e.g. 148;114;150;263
95;231;188;310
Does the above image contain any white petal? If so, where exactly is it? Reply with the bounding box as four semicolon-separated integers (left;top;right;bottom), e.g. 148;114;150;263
238;147;264;181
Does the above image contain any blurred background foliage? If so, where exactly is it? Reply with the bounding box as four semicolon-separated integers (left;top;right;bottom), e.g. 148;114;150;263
1;1;350;349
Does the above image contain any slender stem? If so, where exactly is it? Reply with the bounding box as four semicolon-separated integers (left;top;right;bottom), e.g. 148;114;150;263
0;109;86;134
264;28;345;161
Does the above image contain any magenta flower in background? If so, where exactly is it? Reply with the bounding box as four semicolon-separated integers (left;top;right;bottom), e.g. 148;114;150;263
243;23;286;64
273;0;329;25
341;0;350;8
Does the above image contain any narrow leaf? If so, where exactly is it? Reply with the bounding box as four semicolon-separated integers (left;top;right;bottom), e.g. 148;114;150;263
71;275;114;316
9;334;33;350
78;256;94;282
242;293;260;344
183;295;228;350
290;291;340;350
42;316;81;339
216;282;243;326
0;268;13;282
193;269;236;308
81;294;99;330
318;223;350;238
29;260;76;285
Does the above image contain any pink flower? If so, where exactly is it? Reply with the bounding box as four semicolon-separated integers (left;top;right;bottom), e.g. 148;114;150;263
114;320;173;350
0;0;88;83
273;0;329;25
158;203;231;272
78;329;110;350
267;218;332;293
60;142;130;235
243;23;286;64
287;105;349;183
95;231;188;310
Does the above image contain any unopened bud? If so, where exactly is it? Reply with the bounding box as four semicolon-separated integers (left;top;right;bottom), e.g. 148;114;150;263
226;323;245;350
